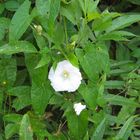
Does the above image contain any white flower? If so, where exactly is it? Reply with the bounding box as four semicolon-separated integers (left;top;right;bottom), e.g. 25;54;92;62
48;60;82;92
74;102;86;115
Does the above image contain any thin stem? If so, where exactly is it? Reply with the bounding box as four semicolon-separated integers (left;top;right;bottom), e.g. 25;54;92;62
64;17;68;45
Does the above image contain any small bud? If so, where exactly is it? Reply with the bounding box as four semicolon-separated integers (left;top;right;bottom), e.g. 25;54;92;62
2;81;6;85
57;51;61;55
71;41;76;46
73;102;86;115
67;41;76;50
34;25;42;35
28;126;33;132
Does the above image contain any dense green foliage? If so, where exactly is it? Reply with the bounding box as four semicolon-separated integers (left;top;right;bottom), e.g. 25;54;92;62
0;0;140;139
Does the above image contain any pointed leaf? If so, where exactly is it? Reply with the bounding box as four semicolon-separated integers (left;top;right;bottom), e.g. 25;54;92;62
115;116;135;140
0;41;37;55
9;0;32;41
5;124;19;139
106;14;140;32
19;114;33;140
91;118;106;140
104;94;139;107
8;86;31;111
25;54;53;115
36;0;50;15
66;110;88;140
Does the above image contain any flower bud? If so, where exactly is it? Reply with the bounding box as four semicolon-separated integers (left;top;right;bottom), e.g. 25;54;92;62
73;102;86;115
34;25;42;35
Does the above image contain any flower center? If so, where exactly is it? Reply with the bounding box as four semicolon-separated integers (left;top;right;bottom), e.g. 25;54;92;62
62;70;69;79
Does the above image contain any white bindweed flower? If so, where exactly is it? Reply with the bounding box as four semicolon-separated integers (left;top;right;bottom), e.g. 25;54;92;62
74;102;86;115
48;60;82;92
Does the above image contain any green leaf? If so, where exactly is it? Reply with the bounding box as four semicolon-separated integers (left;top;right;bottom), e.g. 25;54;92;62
78;83;98;109
78;23;95;44
9;0;32;42
116;43;130;61
49;0;60;23
93;11;121;32
25;54;53;115
115;116;135;140
105;80;125;89
106;14;140;32
109;69;130;75
0;3;5;14
4;114;22;123
0;134;3;140
0;57;16;86
91;118;106;140
129;78;140;90
46;0;60;36
0;41;37;55
60;0;82;24
19;114;33;140
5;123;19;139
86;0;100;21
67;53;79;67
35;54;50;69
132;48;140;58
83;132;89;140
48;134;67;140
5;0;20;11
127;0;140;5
15;69;27;86
30;118;48;139
104;94;139;107
52;23;64;45
0;91;3;113
31;77;53;115
61;7;76;24
117;106;135;125
111;60;133;68
8;86;31;111
78;0;86;15
66;110;88;140
33;30;47;49
36;0;50;15
76;42;110;81
98;31;136;41
78;0;99;20
0;17;10;40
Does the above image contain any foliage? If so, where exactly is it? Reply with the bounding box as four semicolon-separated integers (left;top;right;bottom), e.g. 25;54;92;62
0;0;140;139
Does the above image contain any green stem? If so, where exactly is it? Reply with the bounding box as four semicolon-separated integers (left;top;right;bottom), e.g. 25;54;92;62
64;17;68;45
